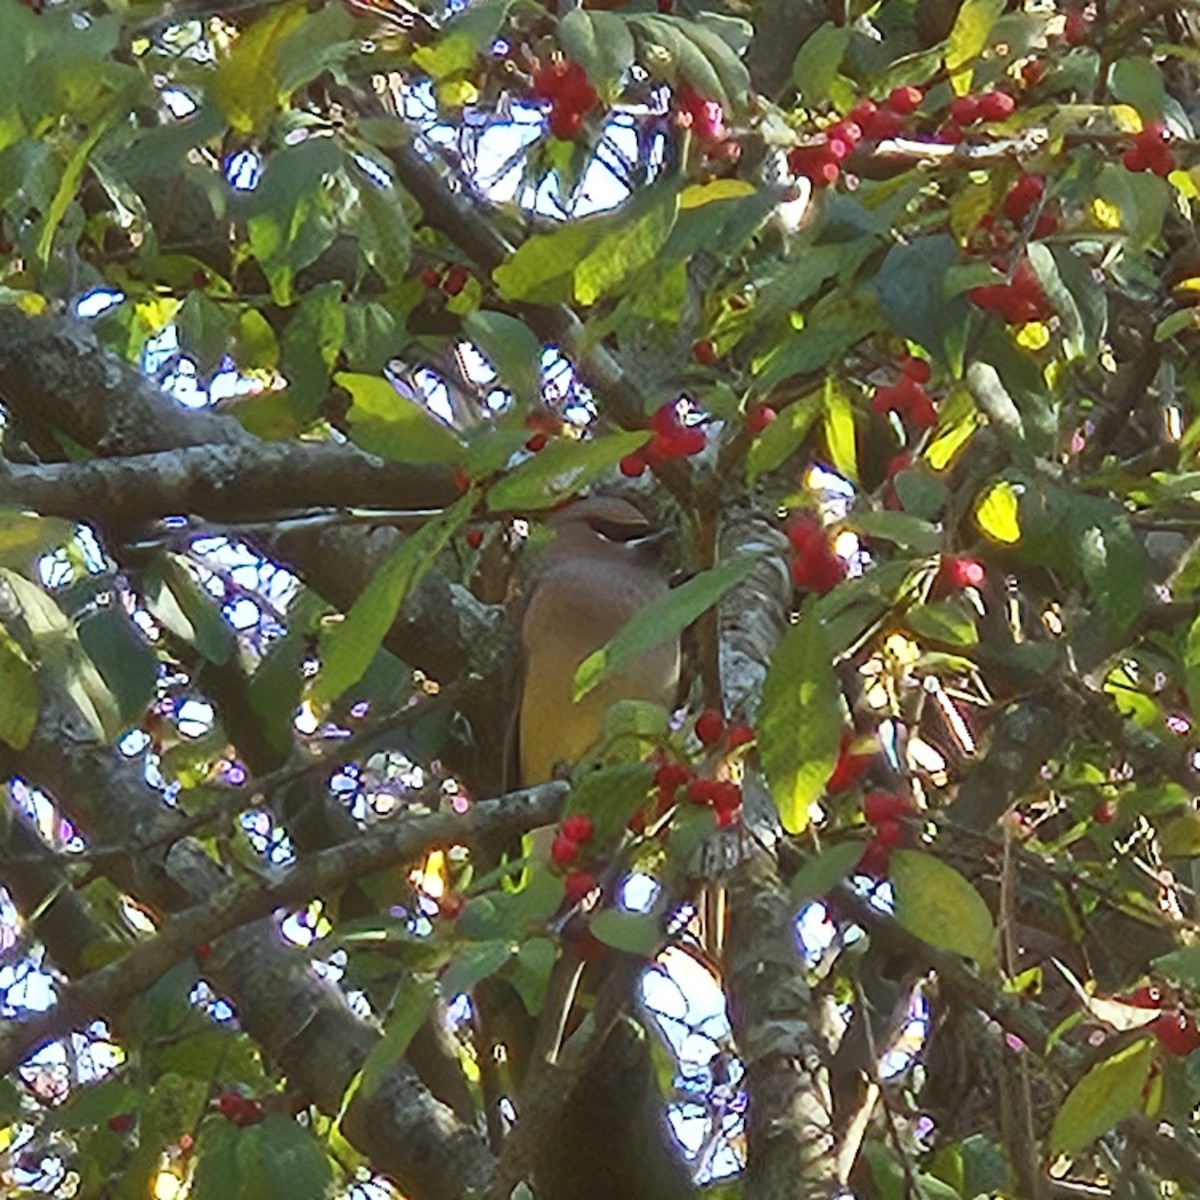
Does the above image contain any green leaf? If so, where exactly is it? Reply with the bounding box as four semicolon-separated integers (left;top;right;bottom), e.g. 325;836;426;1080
1049;1038;1156;1156
791;24;850;105
77;604;158;726
234;1115;334;1200
37;106;117;265
509;937;558;1015
211;4;307;134
590;907;666;957
852;512;941;554
277;281;346;422
822;376;857;482
177;291;235;376
1110;58;1166;122
746;390;822;483
314;492;474;703
905;600;979;647
274;3;357;94
1160;813;1200;857
463;310;542;406
359;976;437;1100
890;849;996;969
674;19;752;109
874;235;970;363
351;165;411;287
567;761;656;843
144;554;236;666
0;510;73;570
486;431;649;512
585;11;637;95
43;1076;139;1131
1073;507;1145;636
335;371;466;465
574;553;760;700
945;0;1006;94
440;940;514;998
790;842;863;907
493;221;603;304
759;603;842;834
753;300;880;391
574;187;679;306
1152;946;1200;986
412;0;514;79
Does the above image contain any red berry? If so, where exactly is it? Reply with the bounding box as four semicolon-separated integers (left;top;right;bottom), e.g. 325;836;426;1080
941;555;986;589
976;91;1015;121
107;1113;133;1133
1123;145;1147;173
525;432;549;453
653;761;692;794
562;814;595;843
899;355;931;384
419;266;441;289
549;104;584;141
564;870;597;904
863;791;913;825
710;780;742;815
1032;210;1060;238
651;402;683;437
619;453;647;478
442;265;469;296
857;837;891;878
1128;985;1166;1009
887;85;924;115
692;339;719;365
715;806;739;828
786;512;824;553
727;723;756;749
695;709;725;747
627;808;647;834
850;99;878;125
686;778;718;806
1063;7;1090;43
747;403;777;433
218;1092;246;1121
235;1099;264;1127
466;528;484;550
1002;173;1046;223
194;942;212;965
828;119;862;147
949;95;981;125
1151;1010;1200;1056
1020;59;1046;87
873;818;903;848
551;834;580;866
440;894;464;919
790;543;846;594
826;731;872;793
1093;800;1116;824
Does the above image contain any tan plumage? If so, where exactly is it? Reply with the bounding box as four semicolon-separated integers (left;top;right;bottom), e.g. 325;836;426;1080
518;497;680;787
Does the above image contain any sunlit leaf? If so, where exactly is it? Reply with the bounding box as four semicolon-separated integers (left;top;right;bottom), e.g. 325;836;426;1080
974;480;1021;544
1049;1038;1156;1156
890;850;996;969
335;371;466;465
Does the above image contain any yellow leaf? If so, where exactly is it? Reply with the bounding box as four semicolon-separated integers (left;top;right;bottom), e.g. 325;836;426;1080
1110;104;1142;133
1015;321;1050;350
925;413;979;472
212;4;306;135
16;292;46;315
975;480;1021;544
822;377;857;481
438;77;479;107
1174;277;1200;296
679;179;756;209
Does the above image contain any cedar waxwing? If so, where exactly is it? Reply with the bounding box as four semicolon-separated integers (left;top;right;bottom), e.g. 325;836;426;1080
519;496;680;787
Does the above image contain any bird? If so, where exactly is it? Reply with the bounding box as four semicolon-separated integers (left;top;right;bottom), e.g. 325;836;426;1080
517;495;681;788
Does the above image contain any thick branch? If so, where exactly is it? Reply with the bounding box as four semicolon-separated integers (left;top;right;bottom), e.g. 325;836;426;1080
0;780;565;1079
0;442;461;523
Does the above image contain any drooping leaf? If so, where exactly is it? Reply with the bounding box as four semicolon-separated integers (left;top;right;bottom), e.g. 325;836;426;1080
822;376;858;482
335;371;466;465
211;3;307;135
573;186;679;306
440;940;515;999
1049;1038;1156;1156
759;603;843;834
486;431;649;512
509;937;558;1015
945;0;1006;94
463;310;543;406
314;492;474;703
574;554;760;700
590;907;666;957
746;390;822;483
144;555;236;667
790;842;863;907
791;23;850;106
890;849;996;969
359;976;437;1100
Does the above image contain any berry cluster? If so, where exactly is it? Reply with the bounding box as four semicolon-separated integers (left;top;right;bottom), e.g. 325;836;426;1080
786;114;864;190
686;776;744;827
871;354;937;432
1123;123;1175;177
532;59;598;141
825;730;873;794
619;403;707;477
787;513;846;593
694;709;755;752
969;257;1051;325
419;264;470;296
639;729;751;831
858;791;912;876
550;813;599;904
216;1090;265;1127
944;89;1016;130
